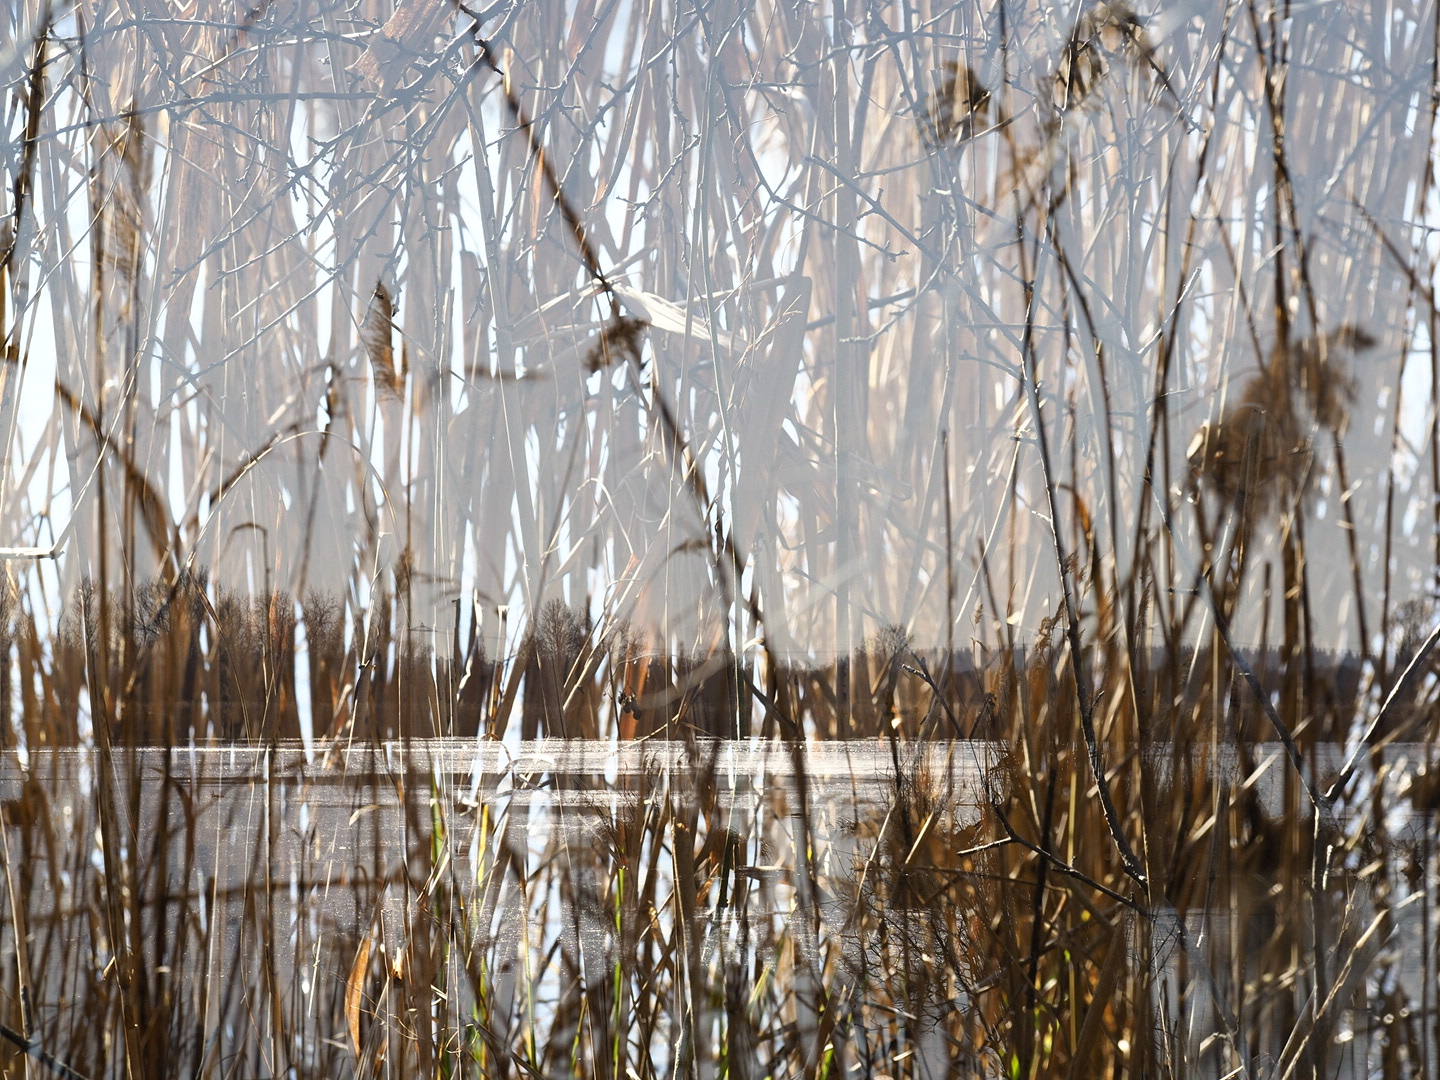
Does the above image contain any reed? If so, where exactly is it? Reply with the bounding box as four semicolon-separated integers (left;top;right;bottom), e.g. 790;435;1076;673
1;0;1438;1077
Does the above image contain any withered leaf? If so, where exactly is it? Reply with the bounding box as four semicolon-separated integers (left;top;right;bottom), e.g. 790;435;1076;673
583;315;649;373
927;61;991;146
364;281;403;398
1189;324;1373;522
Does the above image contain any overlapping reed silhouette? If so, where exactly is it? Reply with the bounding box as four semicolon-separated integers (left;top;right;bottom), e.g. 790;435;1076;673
1;0;1439;1076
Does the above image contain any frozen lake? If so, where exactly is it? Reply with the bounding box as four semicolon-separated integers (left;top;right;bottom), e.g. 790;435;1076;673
0;739;1434;1079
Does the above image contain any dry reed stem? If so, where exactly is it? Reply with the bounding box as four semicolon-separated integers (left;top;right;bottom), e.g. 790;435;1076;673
0;0;1437;1075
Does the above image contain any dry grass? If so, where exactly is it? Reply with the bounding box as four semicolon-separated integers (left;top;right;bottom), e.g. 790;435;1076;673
1;0;1439;1076
0;577;1434;1078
